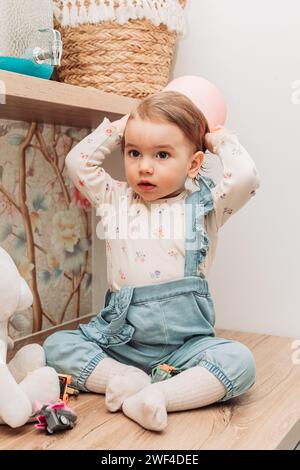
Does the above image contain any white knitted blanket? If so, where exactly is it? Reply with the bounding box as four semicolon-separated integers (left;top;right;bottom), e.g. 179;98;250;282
53;0;186;35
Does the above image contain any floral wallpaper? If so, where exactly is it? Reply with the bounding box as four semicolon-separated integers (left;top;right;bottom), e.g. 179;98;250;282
0;119;93;338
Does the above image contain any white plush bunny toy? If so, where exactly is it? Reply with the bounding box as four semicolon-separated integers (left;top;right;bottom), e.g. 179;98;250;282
0;247;60;427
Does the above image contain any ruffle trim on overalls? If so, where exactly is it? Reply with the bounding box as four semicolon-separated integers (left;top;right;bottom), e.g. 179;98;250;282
79;286;135;347
184;175;216;277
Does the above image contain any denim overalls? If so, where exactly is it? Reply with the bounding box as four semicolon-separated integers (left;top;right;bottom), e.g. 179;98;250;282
44;176;256;401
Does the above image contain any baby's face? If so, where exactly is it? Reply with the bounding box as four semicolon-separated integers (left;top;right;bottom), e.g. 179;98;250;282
124;116;200;201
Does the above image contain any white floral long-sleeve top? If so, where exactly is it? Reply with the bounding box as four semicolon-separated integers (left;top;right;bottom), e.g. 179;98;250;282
65;118;260;292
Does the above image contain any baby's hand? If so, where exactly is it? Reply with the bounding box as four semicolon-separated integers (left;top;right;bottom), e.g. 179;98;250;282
205;126;237;153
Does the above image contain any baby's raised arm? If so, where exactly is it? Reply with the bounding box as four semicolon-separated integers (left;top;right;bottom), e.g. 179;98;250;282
65;116;129;207
205;128;261;230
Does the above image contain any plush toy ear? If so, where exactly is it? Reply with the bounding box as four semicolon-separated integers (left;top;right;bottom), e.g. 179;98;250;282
9;279;32;334
16;279;33;312
9;313;31;332
0;248;21;320
7;336;14;351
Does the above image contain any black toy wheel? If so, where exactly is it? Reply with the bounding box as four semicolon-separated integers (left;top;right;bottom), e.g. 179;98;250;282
59;415;70;426
46;426;54;434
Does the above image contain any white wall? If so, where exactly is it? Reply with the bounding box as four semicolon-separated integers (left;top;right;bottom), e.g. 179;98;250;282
172;0;300;336
94;0;300;338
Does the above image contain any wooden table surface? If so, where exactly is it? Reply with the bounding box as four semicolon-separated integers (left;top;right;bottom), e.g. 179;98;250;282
1;329;300;450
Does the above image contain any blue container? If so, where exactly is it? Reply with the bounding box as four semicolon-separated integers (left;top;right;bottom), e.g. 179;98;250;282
0;56;53;80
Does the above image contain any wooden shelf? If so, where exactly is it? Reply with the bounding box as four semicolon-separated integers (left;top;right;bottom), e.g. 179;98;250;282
0;70;139;128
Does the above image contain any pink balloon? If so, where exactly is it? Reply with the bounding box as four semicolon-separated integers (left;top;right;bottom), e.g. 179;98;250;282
163;75;227;131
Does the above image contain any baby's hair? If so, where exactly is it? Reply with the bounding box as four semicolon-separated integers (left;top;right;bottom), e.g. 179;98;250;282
121;91;210;187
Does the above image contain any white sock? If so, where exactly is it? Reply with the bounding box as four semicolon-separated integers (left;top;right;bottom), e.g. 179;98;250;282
122;366;226;431
85;357;151;411
106;371;151;412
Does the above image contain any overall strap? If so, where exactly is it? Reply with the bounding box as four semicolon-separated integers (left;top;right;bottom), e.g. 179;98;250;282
184;176;216;278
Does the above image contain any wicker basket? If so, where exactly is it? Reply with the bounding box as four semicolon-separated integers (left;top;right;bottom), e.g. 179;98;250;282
53;0;187;98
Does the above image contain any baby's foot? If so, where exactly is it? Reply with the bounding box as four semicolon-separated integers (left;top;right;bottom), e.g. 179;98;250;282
105;371;151;412
122;386;168;431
